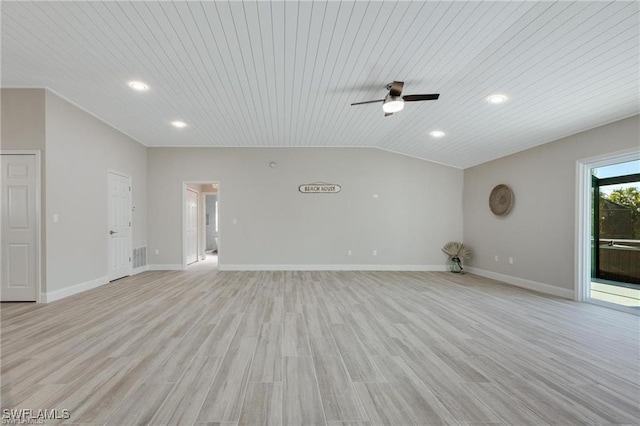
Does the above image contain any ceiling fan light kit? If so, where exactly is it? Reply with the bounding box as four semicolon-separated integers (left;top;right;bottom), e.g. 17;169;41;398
382;95;404;113
351;81;439;116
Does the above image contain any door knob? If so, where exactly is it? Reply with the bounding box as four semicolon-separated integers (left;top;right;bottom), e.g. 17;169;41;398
110;230;117;235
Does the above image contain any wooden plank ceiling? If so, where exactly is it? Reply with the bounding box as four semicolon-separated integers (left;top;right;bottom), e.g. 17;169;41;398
2;1;638;168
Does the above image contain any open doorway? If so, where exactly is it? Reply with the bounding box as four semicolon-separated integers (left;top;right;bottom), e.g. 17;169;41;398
577;150;639;314
183;182;219;270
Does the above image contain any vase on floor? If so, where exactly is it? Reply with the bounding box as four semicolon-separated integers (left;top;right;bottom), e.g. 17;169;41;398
449;256;463;273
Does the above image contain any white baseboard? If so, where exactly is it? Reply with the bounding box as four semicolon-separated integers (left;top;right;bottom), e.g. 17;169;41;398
43;275;109;303
132;265;149;275
219;264;448;272
465;267;574;299
148;264;184;271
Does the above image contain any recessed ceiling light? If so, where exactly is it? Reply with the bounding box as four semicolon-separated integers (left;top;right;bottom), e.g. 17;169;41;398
171;121;187;128
128;81;149;91
430;130;445;138
487;94;508;104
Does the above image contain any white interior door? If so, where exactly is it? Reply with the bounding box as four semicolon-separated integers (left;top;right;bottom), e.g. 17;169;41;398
108;171;132;281
186;188;198;265
1;154;38;301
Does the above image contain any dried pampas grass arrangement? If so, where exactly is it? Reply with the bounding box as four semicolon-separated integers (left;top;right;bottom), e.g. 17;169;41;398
442;241;471;258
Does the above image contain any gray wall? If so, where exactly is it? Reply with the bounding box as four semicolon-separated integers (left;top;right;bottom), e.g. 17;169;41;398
463;115;639;291
1;89;46;151
45;91;147;292
148;147;463;268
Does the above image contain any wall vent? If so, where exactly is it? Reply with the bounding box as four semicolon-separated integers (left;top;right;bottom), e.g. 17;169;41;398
133;246;147;268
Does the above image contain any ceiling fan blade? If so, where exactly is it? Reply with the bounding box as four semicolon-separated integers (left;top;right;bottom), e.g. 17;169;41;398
384;112;394;117
351;99;385;106
402;94;440;102
388;81;404;97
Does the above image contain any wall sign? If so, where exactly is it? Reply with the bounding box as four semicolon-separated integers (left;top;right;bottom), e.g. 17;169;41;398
299;182;341;193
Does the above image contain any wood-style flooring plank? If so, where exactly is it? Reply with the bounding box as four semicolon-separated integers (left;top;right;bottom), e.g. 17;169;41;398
312;354;368;422
238;382;282;426
248;322;282;383
283;356;325;425
372;355;458;425
148;355;222;425
195;337;257;423
352;382;416;425
462;382;551;426
105;382;174;426
282;313;311;357
329;324;384;383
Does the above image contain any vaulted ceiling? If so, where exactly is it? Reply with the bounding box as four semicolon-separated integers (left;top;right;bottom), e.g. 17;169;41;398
2;1;638;168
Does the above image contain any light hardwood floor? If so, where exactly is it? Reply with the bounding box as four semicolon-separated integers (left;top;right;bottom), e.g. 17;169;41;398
1;268;639;425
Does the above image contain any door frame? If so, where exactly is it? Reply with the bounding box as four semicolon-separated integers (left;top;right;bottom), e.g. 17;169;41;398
107;169;133;281
185;187;199;267
575;147;639;313
201;191;218;258
182;181;221;270
0;150;42;302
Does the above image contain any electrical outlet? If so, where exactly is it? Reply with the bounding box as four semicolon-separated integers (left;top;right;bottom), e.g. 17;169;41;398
373;250;377;256
347;250;352;256
509;257;514;264
494;255;499;262
155;249;160;255
233;218;238;225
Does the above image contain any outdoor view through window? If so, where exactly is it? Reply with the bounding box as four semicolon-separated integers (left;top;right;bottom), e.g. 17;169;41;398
591;159;640;309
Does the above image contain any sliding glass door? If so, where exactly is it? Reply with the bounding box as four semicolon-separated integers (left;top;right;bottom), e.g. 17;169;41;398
590;160;640;309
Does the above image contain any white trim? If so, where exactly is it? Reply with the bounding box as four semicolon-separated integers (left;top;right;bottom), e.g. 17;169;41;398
466;267;574;299
575;148;640;304
148;264;184;271
182;183;186;270
586;297;639;316
575;159;591;302
132;265;149;275
219;264;448;272
43;276;108;303
1;150;42;303
184;186;199;269
201;191;218;260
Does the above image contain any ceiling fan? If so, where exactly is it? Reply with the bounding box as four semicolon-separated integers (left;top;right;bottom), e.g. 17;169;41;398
350;81;439;116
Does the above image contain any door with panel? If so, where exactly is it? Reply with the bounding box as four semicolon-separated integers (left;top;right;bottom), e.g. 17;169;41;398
1;154;38;301
108;171;132;281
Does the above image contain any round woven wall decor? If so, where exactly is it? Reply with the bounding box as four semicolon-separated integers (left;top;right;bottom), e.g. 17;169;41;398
489;184;514;216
